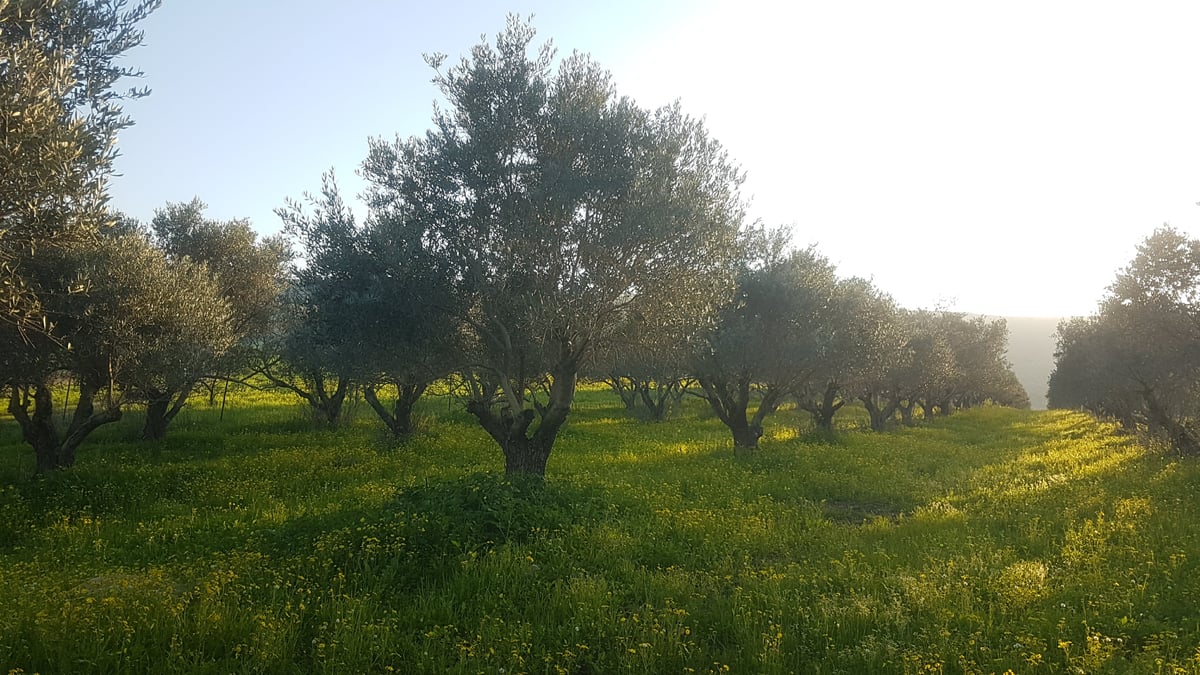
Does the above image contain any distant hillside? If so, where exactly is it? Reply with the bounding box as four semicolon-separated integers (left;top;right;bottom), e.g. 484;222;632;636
996;316;1063;410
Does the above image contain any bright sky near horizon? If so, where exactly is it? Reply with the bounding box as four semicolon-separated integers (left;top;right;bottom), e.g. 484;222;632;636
109;0;1200;319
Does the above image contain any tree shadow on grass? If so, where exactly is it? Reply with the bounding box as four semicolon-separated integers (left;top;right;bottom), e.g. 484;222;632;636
393;472;617;552
246;472;620;594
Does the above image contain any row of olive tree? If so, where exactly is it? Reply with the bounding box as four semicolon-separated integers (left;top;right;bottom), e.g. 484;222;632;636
270;17;1027;475
1;0;170;472
273;18;743;475
1049;227;1200;454
595;235;1028;451
3;7;1027;477
4;197;287;471
1;1;291;472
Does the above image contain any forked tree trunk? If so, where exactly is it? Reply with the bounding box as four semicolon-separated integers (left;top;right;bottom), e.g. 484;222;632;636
697;376;779;452
8;381;122;473
861;393;900;432
467;362;579;478
312;399;344;426
605;376;640;412
500;434;553;475
141;383;195;441
898;400;916;426
801;382;843;433
920;400;937;420
728;416;763;453
257;364;350;428
363;382;427;438
9;383;64;472
309;374;349;426
638;380;679;422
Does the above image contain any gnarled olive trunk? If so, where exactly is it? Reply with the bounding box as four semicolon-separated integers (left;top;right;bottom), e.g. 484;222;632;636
920;400;937;420
363;382;427;438
604;375;640;412
637;379;686;422
467;362;578;477
860;392;900;432
728;416;764;453
898;400;916;426
800;382;843;432
697;375;780;452
8;381;122;473
257;363;351;428
141;383;195;441
498;430;552;476
306;374;349;427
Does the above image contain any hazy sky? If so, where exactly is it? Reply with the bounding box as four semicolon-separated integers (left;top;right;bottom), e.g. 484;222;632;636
109;0;1200;318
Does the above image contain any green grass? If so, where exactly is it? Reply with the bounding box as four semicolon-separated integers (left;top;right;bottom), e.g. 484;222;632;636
3;389;1200;673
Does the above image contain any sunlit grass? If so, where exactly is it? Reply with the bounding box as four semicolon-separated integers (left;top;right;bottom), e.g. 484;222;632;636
3;391;1200;672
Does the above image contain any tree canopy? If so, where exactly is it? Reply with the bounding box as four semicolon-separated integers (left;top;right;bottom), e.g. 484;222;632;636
695;244;837;449
276;173;460;436
0;0;159;336
0;10;1038;475
1049;227;1200;453
359;17;745;474
1;0;161;470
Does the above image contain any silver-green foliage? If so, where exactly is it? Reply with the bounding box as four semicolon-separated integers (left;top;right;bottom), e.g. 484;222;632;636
360;17;745;473
1050;227;1200;452
0;0;159;336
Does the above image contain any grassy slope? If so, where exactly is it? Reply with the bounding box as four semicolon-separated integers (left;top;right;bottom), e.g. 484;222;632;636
2;390;1200;674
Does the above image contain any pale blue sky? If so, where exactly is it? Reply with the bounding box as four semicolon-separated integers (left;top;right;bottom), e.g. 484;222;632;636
109;1;1200;318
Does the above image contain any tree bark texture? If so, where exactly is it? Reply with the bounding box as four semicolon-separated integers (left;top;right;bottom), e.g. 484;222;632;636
364;382;427;438
141;383;194;441
698;375;781;451
8;381;122;473
467;363;578;477
801;382;843;432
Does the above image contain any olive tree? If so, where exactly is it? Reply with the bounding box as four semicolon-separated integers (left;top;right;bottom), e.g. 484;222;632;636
0;0;158;336
259;181;362;427
694;246;837;451
588;309;699;422
8;234;231;472
361;18;743;475
1048;315;1147;429
277;174;460;437
132;199;288;439
1;0;164;471
839;281;909;432
892;309;956;421
943;315;1024;412
795;276;899;433
1049;227;1200;453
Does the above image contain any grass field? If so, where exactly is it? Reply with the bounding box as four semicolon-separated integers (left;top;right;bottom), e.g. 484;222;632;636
2;388;1200;674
